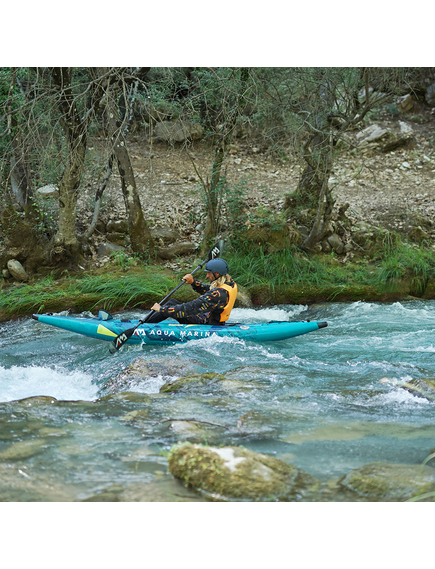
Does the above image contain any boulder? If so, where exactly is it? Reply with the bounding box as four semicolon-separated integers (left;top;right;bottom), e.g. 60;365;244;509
426;82;435;106
397;94;413;113
106;219;128;233
97;242;124;258
168;442;319;501
157;241;196;260
327;233;344;254
380;376;435;401
234;284;253;308
356;124;389;146
160;372;227;394
36;184;59;199
155;121;204;143
338;462;435;501
151;226;180;246
7;259;30;282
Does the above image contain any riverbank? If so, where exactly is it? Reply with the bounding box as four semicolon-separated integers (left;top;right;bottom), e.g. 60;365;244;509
2;251;435;323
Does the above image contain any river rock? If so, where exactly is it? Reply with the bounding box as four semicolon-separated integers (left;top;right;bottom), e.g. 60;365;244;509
338;462;435;501
236;411;273;434
0;439;47;461
155;120;204;143
7;259;30;282
160;372;227;394
234;285;253;308
168;442;319;501
380;376;435;401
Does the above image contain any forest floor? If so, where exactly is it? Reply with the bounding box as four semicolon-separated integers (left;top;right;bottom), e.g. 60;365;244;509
77;101;435;272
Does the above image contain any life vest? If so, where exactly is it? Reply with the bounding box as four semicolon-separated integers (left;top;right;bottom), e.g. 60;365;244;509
217;282;238;322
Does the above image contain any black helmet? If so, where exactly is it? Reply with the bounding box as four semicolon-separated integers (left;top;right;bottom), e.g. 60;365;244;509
205;258;229;276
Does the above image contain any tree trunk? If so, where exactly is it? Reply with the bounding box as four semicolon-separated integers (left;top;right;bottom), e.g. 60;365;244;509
298;134;335;251
49;67;87;265
104;94;155;257
10;133;33;211
203;145;226;248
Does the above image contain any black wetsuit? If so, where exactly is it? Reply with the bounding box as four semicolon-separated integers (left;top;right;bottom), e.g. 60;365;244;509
147;279;236;325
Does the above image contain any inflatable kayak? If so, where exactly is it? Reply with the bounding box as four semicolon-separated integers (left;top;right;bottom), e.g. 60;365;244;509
32;311;328;345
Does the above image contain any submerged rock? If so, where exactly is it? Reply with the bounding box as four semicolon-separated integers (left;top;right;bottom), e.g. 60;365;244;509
380;377;435;401
236;411;274;435
160;372;227;394
0;439;47;461
338;462;435;501
168;442;319;501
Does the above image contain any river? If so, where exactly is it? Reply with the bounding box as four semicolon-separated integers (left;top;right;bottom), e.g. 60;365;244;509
1;300;435;501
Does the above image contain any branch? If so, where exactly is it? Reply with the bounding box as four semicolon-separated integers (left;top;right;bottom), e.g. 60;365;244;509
78;155;114;242
0;67;16;138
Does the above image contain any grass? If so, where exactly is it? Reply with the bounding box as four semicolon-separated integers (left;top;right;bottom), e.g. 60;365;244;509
225;240;435;296
2;238;435;320
0;266;180;317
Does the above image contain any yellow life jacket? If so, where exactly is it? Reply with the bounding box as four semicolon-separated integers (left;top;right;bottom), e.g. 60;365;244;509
217;282;238;322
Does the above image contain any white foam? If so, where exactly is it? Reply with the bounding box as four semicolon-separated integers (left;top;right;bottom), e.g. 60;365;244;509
0;365;99;403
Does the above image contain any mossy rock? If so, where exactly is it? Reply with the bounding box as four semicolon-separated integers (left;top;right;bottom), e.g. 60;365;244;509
168;442;320;501
160;372;227;394
390;377;435;401
338;462;435;501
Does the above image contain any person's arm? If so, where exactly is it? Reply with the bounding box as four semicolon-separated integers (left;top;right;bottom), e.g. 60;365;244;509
157;289;224;320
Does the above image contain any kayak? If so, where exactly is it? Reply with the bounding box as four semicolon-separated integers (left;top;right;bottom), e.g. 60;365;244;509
32;311;328;345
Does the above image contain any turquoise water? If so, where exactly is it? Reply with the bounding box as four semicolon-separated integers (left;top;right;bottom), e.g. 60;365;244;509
1;300;435;501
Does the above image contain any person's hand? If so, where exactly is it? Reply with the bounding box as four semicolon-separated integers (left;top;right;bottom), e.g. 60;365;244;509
183;273;194;284
151;303;161;312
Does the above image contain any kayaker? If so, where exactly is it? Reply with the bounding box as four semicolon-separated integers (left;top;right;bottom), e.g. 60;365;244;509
148;258;237;326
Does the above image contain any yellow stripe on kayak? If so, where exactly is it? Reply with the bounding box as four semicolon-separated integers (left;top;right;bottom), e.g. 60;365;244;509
97;324;118;337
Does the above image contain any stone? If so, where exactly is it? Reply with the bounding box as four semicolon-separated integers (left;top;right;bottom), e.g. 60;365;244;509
234;284;253;308
0;439;47;460
150;226;180;246
106;219;128;233
168;442;319;501
397;94;413;113
338;462;435;501
36;184;59;199
160;373;227;394
97;242;124;258
7;259;30;282
2;269;11;279
356;124;389;147
327;233;344;254
155;121;204;143
425;82;435;106
157;241;196;260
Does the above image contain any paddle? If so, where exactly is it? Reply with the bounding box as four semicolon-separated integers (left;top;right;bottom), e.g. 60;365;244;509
108;239;225;353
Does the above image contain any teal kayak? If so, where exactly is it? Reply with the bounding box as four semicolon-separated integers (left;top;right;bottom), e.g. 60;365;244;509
32;312;328;345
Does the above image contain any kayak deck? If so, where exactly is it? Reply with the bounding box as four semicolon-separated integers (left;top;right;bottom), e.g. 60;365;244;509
32;312;328;345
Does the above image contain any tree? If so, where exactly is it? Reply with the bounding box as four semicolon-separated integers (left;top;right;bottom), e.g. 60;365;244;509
183;67;256;251
254;67;405;251
88;67;155;257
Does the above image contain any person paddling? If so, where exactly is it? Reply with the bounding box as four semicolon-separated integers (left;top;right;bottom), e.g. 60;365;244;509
148;258;237;326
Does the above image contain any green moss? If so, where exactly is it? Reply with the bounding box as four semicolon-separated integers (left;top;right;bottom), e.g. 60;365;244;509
168;442;320;501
